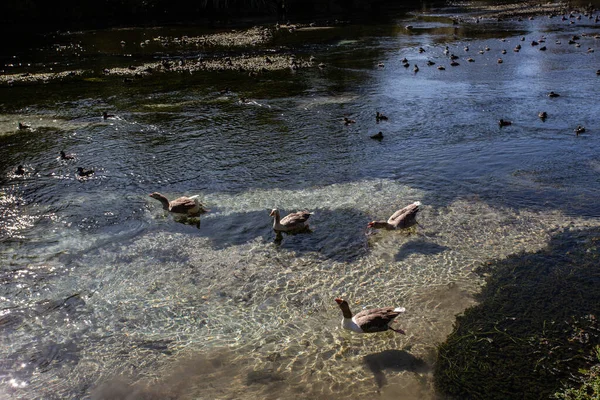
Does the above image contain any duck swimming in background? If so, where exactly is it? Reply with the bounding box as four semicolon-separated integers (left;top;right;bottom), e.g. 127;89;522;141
60;150;75;160
335;298;406;334
370;131;384;140
343;117;356;125
269;209;311;233
149;192;208;216
368;201;420;230
575;125;586;135
539;111;548;120
548;91;560;97
18;122;30;130
102;111;115;119
77;167;94;177
376;112;388;121
498;119;512;127
15;165;25;175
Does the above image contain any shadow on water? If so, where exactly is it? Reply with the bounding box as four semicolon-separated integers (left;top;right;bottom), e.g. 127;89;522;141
394;238;449;262
435;227;600;399
196;207;371;262
363;349;429;389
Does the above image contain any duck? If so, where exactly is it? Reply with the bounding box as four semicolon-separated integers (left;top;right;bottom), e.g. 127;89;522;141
77;167;94;177
15;165;25;175
498;119;512;127
367;201;421;230
437;65;446;70
575;125;586;135
103;111;115;119
343;117;356;125
497;58;503;64
18;122;30;130
539;111;548;120
269;209;311;233
60;150;75;160
335;298;406;334
376;112;388;121
450;60;460;66
149;192;208;216
370;131;384;140
427;60;435;66
413;64;419;73
548;91;560;97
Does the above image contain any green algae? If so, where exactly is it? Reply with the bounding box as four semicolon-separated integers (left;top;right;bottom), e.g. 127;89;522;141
435;228;600;399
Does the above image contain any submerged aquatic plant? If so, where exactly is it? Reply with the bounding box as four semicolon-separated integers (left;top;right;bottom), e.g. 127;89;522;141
435;228;600;399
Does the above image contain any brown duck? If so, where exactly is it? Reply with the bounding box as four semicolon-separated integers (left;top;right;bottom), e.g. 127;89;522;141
149;192;208;216
335;298;406;334
368;201;421;230
269;209;311;232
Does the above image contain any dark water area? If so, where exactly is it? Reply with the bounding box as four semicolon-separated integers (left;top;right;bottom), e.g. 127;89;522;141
1;3;600;399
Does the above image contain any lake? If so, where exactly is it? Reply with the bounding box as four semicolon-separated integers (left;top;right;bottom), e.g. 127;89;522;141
1;4;600;399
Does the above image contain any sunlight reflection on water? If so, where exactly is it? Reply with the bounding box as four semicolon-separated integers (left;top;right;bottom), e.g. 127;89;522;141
1;8;600;400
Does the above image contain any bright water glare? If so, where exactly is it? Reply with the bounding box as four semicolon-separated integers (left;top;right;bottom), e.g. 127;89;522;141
1;6;600;400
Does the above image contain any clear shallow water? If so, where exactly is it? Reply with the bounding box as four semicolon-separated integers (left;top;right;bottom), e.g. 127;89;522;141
1;8;600;400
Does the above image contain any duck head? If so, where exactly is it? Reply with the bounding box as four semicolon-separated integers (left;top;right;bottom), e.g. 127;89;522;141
335;298;353;318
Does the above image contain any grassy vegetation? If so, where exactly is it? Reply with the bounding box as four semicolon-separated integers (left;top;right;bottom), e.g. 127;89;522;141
435;228;600;399
554;346;600;399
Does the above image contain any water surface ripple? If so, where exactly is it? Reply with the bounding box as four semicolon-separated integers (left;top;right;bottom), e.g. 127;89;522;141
1;10;600;400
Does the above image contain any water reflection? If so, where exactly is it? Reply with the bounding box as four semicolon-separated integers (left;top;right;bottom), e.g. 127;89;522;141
1;6;600;400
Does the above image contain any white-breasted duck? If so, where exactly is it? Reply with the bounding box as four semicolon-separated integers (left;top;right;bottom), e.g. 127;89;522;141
335;298;406;334
149;192;208;216
269;209;311;233
575;125;586;135
368;201;421;230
